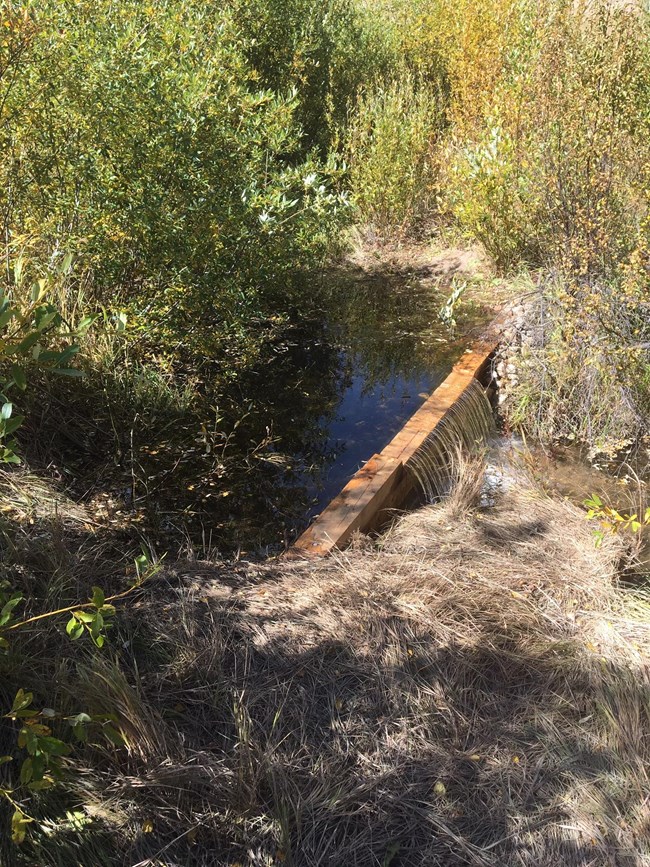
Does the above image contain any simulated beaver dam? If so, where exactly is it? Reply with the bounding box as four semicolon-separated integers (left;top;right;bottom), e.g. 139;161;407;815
21;250;496;553
222;262;493;549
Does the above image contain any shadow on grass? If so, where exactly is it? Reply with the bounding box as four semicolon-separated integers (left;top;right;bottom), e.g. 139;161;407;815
0;505;648;866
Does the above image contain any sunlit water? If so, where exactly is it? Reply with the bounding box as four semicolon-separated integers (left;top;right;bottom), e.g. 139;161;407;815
303;360;443;517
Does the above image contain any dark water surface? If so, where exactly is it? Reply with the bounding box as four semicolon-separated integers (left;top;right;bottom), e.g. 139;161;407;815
304;361;442;518
30;263;485;552
225;267;480;547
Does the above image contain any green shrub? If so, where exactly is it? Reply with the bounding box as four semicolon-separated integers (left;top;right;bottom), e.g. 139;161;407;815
0;0;352;371
446;0;650;272
346;73;444;237
231;0;395;154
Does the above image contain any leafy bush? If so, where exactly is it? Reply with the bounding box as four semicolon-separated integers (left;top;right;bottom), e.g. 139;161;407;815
446;1;650;272
231;0;394;154
504;269;649;453
346;73;444;237
0;0;353;371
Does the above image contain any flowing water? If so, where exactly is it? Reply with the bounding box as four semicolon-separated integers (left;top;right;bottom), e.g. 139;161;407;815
405;378;494;502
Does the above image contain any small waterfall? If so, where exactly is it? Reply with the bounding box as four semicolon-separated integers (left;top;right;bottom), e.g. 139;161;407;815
405;378;494;503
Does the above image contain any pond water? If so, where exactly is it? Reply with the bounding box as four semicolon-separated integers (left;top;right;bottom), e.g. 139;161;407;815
231;268;479;547
31;261;488;553
170;263;489;551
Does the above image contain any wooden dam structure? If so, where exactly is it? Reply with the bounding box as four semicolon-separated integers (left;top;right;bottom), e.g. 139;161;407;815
287;317;504;558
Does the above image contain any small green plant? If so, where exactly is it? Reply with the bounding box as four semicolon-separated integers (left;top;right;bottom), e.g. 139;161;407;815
584;493;650;546
0;550;159;845
0;549;157;650
1;688;126;843
438;279;467;330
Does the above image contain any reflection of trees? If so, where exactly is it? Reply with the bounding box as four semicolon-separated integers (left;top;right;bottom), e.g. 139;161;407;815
217;316;350;543
322;269;457;390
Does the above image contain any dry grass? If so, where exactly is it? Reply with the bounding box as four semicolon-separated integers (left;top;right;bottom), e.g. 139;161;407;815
2;460;649;866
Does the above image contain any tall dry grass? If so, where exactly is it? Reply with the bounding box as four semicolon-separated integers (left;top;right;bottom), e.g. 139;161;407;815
2;458;648;865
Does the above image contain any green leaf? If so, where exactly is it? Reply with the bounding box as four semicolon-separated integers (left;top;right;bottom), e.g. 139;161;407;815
135;553;150;576
1;402;12;421
31;278;47;303
90;611;104;639
10;365;27;391
56;344;80;365
20;757;33;784
2;416;25;437
13;332;41;355
34;309;58;332
66;712;91;726
11;808;33;844
0;755;13;765
38;737;70;757
91;586;105;609
10;690;33;715
65;617;84;640
77;315;97;332
50;368;84;378
30;753;45;780
0;307;17;331
0;592;22;626
60;252;74;274
28;777;54;791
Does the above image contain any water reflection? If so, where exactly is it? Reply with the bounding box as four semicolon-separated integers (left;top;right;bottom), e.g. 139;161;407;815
248;269;466;533
29;264;475;552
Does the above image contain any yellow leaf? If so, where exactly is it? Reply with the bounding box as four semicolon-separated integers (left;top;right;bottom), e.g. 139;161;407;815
142;819;154;833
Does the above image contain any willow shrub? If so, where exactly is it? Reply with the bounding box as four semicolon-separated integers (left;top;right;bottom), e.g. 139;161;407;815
0;0;359;373
231;0;395;155
438;0;650;449
345;74;445;238
446;0;650;273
